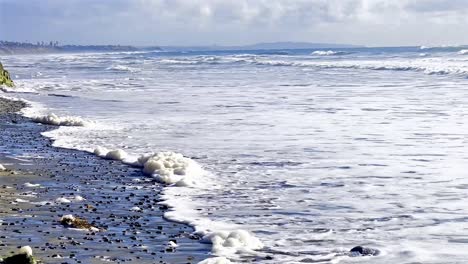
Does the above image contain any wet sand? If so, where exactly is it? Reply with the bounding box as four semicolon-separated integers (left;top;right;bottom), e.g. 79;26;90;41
0;98;211;263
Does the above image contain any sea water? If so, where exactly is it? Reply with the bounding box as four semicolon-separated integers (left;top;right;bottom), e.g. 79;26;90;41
2;46;468;263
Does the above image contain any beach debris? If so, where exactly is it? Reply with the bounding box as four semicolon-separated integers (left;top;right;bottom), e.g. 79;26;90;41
55;195;85;204
23;182;41;188
32;113;87;126
130;206;142;212
55;197;72;203
60;214;101;232
0;62;14;88
349;246;380;256
1;246;36;264
0;164;6;171
168;240;178;248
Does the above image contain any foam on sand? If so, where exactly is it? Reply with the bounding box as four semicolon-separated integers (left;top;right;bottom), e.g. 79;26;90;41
90;147;264;260
198;257;232;264
160;188;264;262
202;230;264;256
93;147;129;161
32;113;88;126
137;151;204;186
105;149;128;161
93;146;109;157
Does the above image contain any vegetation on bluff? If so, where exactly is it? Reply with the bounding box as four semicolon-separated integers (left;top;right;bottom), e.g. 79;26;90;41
0;62;14;87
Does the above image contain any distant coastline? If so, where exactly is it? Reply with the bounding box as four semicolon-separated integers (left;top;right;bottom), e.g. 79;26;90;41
0;41;161;55
0;40;362;55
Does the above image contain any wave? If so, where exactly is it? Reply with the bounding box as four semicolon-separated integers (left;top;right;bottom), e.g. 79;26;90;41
458;49;468;55
156;55;468;78
251;58;468;77
311;50;348;56
107;64;137;72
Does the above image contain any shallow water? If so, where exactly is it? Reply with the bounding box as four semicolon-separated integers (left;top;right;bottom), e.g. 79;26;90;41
2;46;468;263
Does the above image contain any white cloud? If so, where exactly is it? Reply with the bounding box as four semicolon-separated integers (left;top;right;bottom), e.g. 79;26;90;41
1;0;468;46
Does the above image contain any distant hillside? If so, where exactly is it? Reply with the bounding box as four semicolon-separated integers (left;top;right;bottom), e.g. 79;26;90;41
0;41;160;55
161;42;362;51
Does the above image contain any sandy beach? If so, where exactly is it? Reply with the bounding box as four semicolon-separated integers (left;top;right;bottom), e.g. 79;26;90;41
0;98;211;263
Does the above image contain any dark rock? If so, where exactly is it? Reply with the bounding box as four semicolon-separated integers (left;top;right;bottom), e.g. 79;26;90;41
350;246;380;256
2;253;36;264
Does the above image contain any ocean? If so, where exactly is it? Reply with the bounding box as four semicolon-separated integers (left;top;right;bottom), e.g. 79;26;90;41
2;46;468;263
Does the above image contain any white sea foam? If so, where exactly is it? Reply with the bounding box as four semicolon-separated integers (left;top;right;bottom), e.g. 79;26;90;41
458;49;468;55
203;230;264;256
160;187;264;261
0;164;5;171
32;113;88;126
198;257;232;264
138;151;204;186
105;149;128;161
93;146;109;157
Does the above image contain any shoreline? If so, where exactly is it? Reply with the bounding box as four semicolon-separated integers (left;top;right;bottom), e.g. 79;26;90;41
0;97;211;263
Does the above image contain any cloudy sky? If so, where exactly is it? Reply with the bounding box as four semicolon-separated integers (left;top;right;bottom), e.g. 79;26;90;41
1;0;468;46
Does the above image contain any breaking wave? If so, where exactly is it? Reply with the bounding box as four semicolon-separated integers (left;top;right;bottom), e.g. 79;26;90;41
155;55;468;78
311;50;348;56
